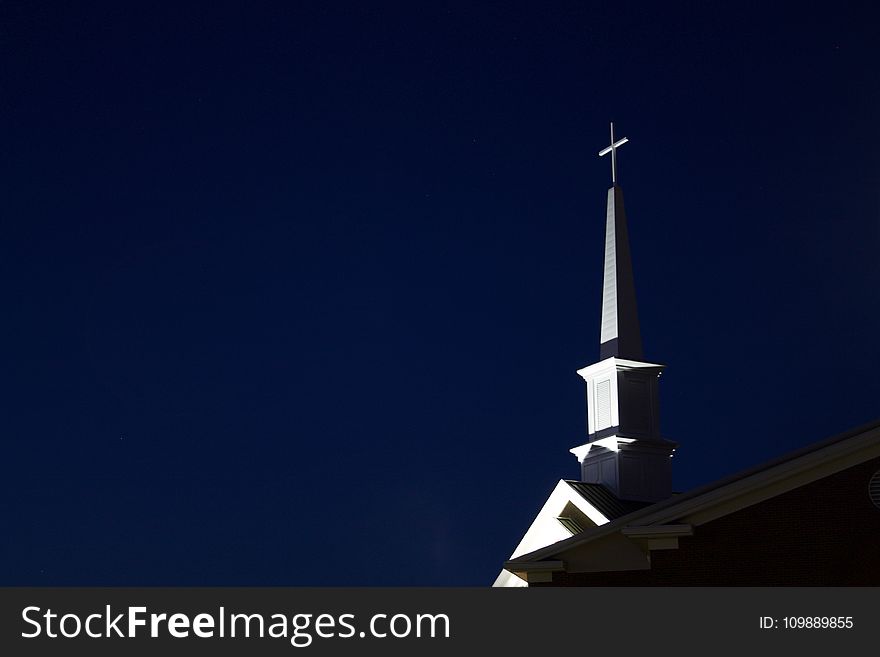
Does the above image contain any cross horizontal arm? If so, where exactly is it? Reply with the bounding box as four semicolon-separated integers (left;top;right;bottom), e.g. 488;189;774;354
598;137;629;157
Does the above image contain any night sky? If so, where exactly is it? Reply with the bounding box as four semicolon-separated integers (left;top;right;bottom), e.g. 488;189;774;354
2;2;879;585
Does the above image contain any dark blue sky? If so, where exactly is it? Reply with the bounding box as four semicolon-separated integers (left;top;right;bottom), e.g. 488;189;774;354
2;2;878;585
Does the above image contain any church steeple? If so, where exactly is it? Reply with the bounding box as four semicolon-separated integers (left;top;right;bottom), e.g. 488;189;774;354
568;123;676;503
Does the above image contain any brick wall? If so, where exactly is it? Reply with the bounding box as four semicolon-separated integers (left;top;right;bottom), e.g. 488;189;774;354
535;455;880;586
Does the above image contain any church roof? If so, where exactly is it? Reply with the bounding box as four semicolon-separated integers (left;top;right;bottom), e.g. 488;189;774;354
565;481;651;520
506;418;880;573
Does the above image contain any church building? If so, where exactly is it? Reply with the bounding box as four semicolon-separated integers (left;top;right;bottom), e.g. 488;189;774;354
493;125;880;587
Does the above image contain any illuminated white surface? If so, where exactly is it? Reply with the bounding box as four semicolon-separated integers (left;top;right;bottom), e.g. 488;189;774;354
492;480;611;587
600;189;620;345
570;436;635;460
576;357;664;437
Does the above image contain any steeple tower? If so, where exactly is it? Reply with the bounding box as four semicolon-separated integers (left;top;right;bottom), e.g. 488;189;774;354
569;123;676;503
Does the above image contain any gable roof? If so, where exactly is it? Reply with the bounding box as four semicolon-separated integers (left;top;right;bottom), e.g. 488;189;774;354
506;418;880;571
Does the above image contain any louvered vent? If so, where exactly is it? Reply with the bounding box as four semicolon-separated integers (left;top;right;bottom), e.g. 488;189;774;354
557;516;584;535
596;379;612;430
870;471;880;509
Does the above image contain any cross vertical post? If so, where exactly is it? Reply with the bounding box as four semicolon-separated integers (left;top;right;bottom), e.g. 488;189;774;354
598;122;629;184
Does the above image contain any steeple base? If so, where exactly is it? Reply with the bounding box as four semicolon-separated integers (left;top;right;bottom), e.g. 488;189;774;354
570;436;676;503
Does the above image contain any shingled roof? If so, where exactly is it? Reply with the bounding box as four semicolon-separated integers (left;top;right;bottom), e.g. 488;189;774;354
564;481;651;520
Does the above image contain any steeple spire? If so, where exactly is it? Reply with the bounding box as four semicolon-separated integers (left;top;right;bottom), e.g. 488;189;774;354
597;123;642;361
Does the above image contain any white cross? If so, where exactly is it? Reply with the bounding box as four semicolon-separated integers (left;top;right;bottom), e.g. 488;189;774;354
598;122;628;184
